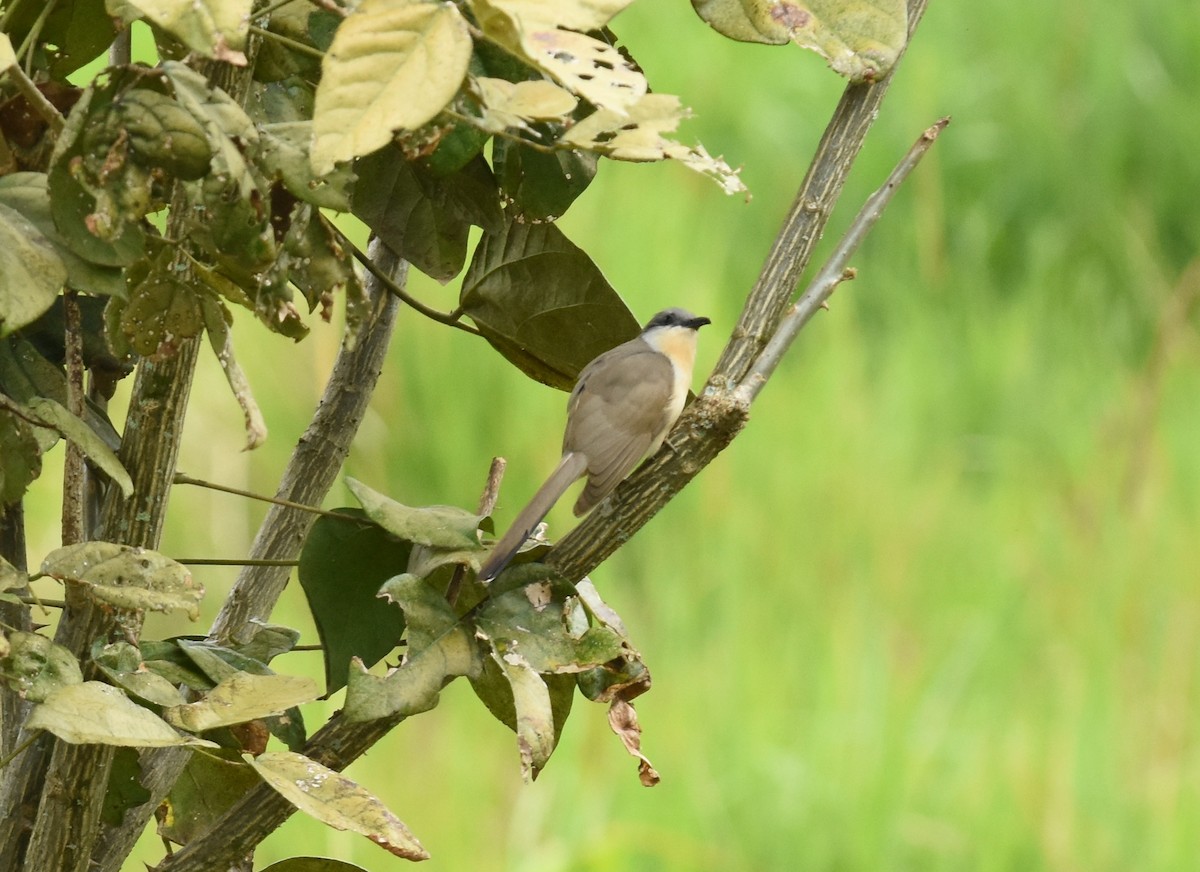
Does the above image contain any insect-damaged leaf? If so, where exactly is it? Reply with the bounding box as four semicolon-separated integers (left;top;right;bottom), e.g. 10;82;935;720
27;681;216;747
41;541;203;619
691;0;906;83
298;509;410;695
460;218;640;390
251;751;429;860
311;0;472;174
344;574;481;722
0;630;83;702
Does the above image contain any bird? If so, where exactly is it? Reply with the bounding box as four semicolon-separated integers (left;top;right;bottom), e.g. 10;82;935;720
478;308;711;582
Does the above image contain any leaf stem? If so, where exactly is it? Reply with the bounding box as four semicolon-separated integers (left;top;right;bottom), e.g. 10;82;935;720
342;233;479;334
247;23;324;60
174;557;300;567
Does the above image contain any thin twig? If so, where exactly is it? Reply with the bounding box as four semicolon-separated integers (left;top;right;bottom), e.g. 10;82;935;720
447;456;507;605
738;117;950;401
342;233;479;334
172;473;346;519
61;292;86;546
247;24;324;60
17;595;66;610
174;558;300;567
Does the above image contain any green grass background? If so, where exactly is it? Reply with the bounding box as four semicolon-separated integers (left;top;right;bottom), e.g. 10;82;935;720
24;0;1200;869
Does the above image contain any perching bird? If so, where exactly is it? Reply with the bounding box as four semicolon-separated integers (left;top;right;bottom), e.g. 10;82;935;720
479;308;711;581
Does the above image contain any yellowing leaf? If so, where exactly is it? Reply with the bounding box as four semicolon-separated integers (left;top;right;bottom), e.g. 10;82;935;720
0;32;15;70
472;77;578;133
27;681;216;747
41;541;204;619
164;672;319;732
691;0;907;82
561;94;746;194
110;0;252;64
0;202;67;337
251;751;428;860
311;0;472;174
479;0;635;32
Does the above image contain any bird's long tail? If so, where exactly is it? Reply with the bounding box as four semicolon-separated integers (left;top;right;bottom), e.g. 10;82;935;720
479;452;589;581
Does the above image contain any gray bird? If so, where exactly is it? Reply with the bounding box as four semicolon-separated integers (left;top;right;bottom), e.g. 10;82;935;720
479;308;711;581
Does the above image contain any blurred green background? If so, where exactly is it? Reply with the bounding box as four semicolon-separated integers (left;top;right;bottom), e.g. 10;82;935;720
23;0;1200;869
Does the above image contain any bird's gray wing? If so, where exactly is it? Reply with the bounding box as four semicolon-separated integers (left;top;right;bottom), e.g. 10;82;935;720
565;343;674;515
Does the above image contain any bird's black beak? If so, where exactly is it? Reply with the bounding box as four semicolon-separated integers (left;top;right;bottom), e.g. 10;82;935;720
688;316;712;330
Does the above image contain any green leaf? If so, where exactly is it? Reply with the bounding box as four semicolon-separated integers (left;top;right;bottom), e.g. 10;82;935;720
103;746;152;827
690;0;907;82
257;122;355;211
48;75;148;266
460;218;640;390
251;751;429;860
116;87;214;180
163;672;319;732
160;749;261;846
20;396;133;497
0;202;67;337
261;859;371;872
343;574;481;721
483;646;560;781
0;173;126;297
346;478;485;549
0;631;83;702
120;264;206;358
94;641;188;708
41;541;204;619
298;509;411;696
493;138;598;221
27;681;216;747
110;0;252;64
311;0;472;173
352;148;501;283
0;408;41;504
1;0;116;79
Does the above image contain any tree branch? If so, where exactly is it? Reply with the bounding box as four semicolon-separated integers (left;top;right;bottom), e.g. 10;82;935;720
711;0;931;388
208;239;405;646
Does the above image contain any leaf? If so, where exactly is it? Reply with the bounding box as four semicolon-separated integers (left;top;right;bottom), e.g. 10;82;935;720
484;646;557;781
159;749;261;846
493;139;598;221
352;147;501;283
298;509;411;695
27;681;216;747
0;631;83;702
110;0;252;64
469;1;646;113
0;202;67;337
261;859;371;872
251;751;429;860
470;77;578;134
47;77;148;267
460;218;640;390
561;93;746;195
257;122;355;211
94;641;188;707
311;0;473;174
0;31;15;70
120;265;206;358
475;578;624;674
0;173;126;297
608;696;660;786
103;746;152;826
346;478;484;549
164;672;320;732
41;541;204;619
0;408;41;504
690;0;907;82
20;396;133;497
344;574;481;721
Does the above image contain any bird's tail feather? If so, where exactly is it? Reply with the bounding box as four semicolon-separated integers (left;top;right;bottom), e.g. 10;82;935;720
479;452;588;581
